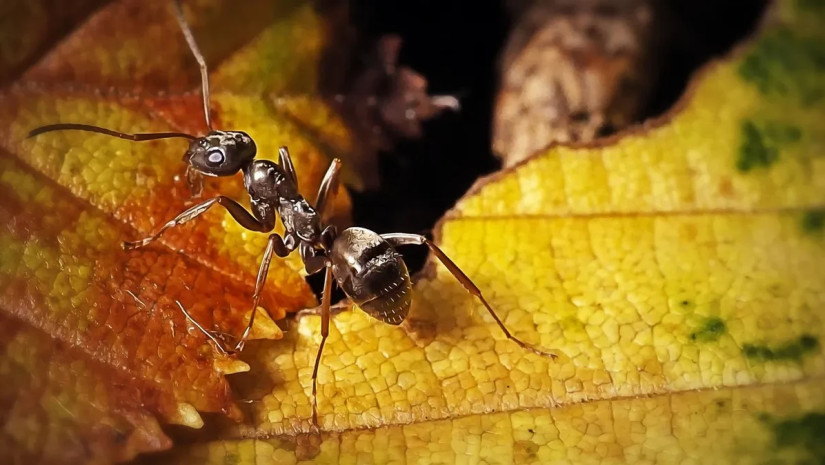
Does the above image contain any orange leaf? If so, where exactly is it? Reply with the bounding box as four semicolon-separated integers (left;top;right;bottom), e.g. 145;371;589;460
0;153;252;462
0;0;376;462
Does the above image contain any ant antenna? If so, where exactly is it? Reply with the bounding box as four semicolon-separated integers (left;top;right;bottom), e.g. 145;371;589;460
27;123;196;141
172;0;213;131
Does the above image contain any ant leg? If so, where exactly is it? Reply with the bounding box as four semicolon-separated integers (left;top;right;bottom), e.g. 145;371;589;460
311;262;333;429
381;233;558;359
171;0;212;130
300;242;329;274
175;300;231;356
296;300;350;318
314;158;342;217
185;165;203;198
123;196;272;250
321;225;337;248
278;147;298;187
234;233;295;352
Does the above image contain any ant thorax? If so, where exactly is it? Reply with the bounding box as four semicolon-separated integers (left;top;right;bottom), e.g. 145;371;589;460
243;159;294;199
243;159;321;242
279;197;321;242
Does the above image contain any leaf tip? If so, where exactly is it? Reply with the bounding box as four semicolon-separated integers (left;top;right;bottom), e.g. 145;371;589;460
215;358;250;375
246;307;284;341
169;402;204;429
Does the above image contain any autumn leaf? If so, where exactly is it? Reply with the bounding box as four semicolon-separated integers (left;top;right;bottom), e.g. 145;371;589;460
141;1;824;463
1;0;358;320
0;0;387;463
2;0;824;464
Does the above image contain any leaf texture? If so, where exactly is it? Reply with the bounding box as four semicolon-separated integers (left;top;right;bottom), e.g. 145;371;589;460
147;1;825;463
0;0;372;462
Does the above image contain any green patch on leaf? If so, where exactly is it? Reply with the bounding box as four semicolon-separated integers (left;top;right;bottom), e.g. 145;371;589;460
737;120;802;172
690;317;726;343
797;0;825;15
801;210;825;234
739;27;825;104
760;411;825;462
738;121;778;171
763;121;802;143
742;334;820;362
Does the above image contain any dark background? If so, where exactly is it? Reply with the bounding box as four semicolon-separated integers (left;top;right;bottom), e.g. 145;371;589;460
339;0;769;277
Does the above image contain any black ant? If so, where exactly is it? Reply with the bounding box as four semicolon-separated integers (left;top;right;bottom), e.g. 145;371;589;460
27;0;558;428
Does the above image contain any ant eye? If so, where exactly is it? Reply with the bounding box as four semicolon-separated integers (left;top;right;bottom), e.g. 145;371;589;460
206;148;225;165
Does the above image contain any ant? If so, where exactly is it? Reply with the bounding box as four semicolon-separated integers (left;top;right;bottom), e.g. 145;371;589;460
27;0;558;428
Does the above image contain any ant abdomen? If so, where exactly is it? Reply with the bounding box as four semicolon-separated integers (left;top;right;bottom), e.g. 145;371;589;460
330;227;412;325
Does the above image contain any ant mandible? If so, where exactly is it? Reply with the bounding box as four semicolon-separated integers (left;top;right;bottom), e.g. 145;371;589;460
28;0;558;428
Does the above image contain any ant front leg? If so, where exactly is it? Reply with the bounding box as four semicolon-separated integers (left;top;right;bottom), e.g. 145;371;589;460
123;196;272;250
175;300;232;357
185;165;203;198
174;233;295;355
234;232;296;352
381;233;558;359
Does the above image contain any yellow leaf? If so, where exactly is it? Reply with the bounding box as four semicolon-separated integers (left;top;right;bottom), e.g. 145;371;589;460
148;1;825;463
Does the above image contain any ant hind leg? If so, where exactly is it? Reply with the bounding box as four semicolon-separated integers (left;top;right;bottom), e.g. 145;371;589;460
381;233;558;359
278;147;299;187
311;262;333;430
314;158;342;218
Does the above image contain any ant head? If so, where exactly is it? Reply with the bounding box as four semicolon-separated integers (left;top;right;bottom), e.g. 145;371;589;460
186;131;256;176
